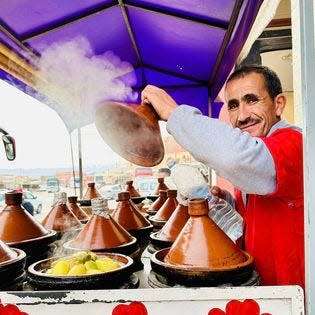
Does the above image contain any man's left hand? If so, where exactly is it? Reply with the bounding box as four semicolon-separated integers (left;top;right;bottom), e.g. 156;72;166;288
141;85;178;121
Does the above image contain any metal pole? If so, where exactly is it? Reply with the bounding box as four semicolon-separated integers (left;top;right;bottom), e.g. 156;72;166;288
69;133;77;196
291;1;315;314
78;128;83;199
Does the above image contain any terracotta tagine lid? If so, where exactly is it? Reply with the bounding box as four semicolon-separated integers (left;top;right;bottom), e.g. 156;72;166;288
152;190;178;221
41;192;82;233
67;196;89;222
0;191;50;242
83;182;101;200
66;197;135;250
95;101;164;167
147;190;168;214
156;203;189;242
111;192;151;231
164;199;247;269
125;180;141;197
0;240;17;263
154;178;169;195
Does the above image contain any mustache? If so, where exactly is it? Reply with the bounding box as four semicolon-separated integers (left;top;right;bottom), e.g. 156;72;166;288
236;117;261;129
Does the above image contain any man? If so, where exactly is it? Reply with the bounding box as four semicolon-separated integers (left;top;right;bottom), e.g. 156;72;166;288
141;65;304;288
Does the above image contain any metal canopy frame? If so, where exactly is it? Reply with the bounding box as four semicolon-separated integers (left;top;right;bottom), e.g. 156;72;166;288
0;0;241;89
291;0;315;314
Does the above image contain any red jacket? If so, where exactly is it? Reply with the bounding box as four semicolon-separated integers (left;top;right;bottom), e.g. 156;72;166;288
235;127;304;287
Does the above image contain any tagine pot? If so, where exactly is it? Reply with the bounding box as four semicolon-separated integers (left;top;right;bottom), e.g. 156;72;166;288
0;240;26;290
150;199;254;286
149;203;189;253
0;191;57;266
63;198;141;270
149;190;178;230
28;252;136;290
112;192;153;255
68;196;89;223
146;190;168;216
79;182;102;216
154;178;169;195
95;102;164;167
41;192;82;239
125;180;145;204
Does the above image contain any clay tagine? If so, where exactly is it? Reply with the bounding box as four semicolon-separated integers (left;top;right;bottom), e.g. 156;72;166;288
0;240;27;290
0;191;57;266
150;199;254;286
83;182;101;200
125;180;145;204
154;178;169;195
67;196;89;223
149;203;189;252
0;240;18;263
64;197;138;255
0;191;53;242
79;182;102;216
149;190;178;229
41;192;82;238
146;190;167;216
112;192;153;254
95;101;164;167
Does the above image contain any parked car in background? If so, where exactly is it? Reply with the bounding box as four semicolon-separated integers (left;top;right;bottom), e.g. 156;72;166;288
23;191;43;214
99;184;123;200
46;177;60;193
0;190;5;210
0;190;42;214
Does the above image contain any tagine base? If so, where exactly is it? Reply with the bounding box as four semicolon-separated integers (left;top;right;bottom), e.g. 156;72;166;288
0;248;27;290
145;195;159;202
148;216;167;231
27;252;136;290
131;196;146;204
148;233;173;254
147;270;259;288
150;248;255;287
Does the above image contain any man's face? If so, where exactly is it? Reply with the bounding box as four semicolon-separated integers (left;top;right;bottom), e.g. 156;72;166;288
225;72;285;137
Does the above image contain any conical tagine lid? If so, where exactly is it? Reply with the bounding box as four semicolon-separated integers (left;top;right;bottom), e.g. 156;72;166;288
125;180;141;197
69;197;135;250
41;192;82;232
68;196;89;221
164;199;247;269
111;192;151;231
83;182;101;200
0;192;49;243
154;178;169;195
95;102;164;167
148;190;167;212
156;203;189;242
153;190;178;221
0;240;17;263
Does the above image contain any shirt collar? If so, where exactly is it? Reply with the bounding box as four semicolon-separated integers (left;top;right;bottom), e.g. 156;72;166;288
267;119;298;136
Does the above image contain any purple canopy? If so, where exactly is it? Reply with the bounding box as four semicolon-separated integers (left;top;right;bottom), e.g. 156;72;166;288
0;0;263;118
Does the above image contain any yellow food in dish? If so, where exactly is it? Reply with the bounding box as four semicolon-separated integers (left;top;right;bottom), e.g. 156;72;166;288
45;251;121;276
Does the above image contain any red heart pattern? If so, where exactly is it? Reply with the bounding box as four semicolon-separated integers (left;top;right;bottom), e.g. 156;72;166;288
112;301;148;315
0;299;29;315
208;299;272;315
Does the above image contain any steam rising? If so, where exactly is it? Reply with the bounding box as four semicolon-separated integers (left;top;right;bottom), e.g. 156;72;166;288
34;37;137;132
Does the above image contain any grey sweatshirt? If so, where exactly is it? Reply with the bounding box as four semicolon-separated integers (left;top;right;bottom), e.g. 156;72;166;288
166;105;298;195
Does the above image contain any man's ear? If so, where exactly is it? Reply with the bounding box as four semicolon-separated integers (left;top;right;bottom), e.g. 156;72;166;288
275;93;286;117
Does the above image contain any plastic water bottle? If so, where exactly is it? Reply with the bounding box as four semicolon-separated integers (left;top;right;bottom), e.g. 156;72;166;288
168;159;243;242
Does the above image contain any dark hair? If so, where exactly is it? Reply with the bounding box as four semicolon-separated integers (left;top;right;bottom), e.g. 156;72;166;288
226;65;282;99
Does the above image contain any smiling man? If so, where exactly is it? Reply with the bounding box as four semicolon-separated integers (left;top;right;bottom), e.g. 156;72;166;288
141;65;304;288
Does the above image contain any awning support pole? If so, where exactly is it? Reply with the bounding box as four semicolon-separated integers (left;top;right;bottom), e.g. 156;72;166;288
78;128;83;199
291;1;315;314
